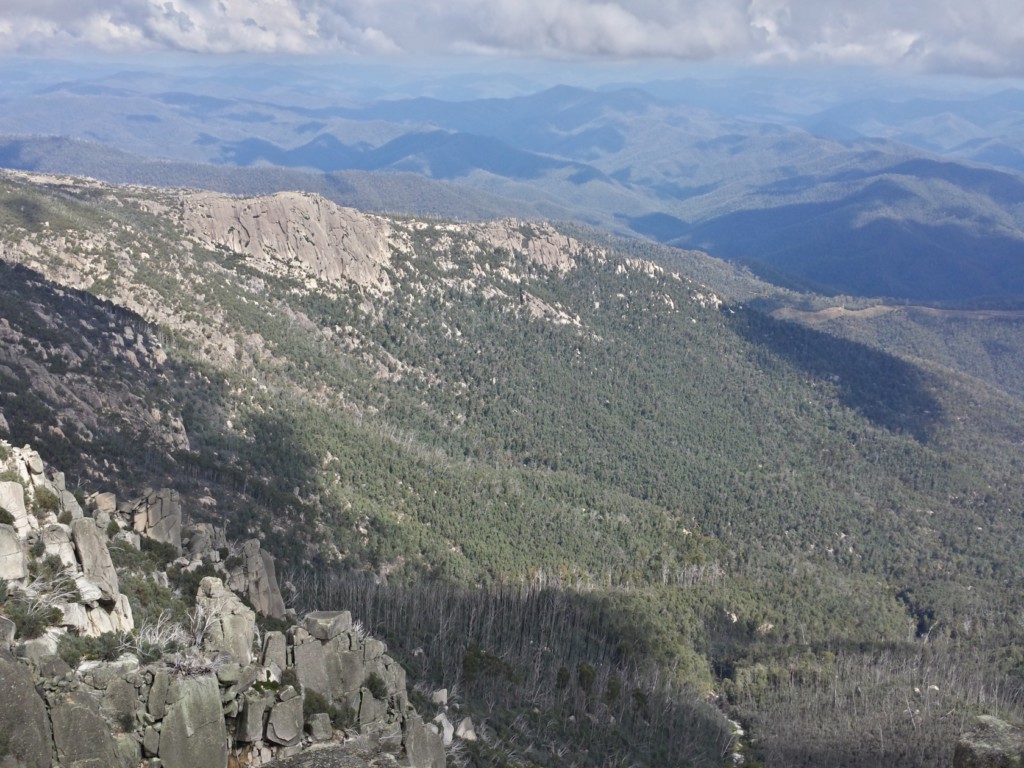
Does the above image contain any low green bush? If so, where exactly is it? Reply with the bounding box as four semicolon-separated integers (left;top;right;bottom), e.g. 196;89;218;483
365;671;388;700
5;597;62;639
57;632;123;668
34;488;59;516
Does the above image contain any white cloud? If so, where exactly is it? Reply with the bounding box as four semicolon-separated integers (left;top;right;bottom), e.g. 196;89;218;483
1;0;1023;76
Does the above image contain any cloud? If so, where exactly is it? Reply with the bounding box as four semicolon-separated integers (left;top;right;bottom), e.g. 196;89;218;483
1;0;1023;76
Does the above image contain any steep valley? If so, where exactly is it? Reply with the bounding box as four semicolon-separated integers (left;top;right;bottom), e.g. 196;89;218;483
2;170;1024;767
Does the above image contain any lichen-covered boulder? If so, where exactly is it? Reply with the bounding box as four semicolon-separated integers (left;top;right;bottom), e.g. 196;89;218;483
49;690;123;767
0;652;52;768
266;691;304;746
159;675;227;768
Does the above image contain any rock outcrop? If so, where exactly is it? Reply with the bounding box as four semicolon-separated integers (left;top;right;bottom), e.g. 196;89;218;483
225;538;287;620
71;517;120;602
132;488;182;555
0;440;447;768
197;576;256;666
181;192;395;293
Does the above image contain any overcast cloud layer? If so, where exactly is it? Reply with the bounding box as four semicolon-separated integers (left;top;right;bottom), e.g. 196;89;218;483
2;0;1022;76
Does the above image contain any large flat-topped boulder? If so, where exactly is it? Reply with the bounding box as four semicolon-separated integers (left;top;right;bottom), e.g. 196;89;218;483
304;611;352;641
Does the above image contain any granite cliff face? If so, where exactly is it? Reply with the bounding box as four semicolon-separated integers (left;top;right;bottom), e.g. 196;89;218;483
181;191;397;294
179;189;591;295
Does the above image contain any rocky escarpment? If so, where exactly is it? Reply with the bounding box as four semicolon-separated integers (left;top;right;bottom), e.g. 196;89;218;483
179;189;591;295
181;191;397;294
0;440;447;768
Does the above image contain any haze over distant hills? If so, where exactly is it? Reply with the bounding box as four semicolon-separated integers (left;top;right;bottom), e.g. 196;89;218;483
3;62;1024;304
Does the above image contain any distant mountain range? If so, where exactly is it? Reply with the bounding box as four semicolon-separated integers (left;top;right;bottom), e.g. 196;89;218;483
2;65;1023;302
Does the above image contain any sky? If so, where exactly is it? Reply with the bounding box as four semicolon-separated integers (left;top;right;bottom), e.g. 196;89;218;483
1;0;1023;78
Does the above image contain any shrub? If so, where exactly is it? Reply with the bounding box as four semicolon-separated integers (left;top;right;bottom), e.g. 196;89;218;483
0;443;10;461
34;488;59;516
141;537;180;568
106;520;121;539
57;510;72;525
302;688;354;731
29;539;45;558
281;667;300;692
303;689;330;718
365;671;388;701
0;578;8;603
58;632;123;668
0;508;14;526
6;597;62;639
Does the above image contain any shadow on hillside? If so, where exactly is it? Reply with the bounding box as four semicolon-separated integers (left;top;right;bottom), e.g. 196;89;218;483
730;306;942;442
0;260;236;492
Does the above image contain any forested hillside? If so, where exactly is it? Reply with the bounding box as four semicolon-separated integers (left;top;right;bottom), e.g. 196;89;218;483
1;170;1023;766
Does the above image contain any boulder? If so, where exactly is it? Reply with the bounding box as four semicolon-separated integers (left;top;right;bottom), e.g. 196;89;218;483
236;689;271;743
403;713;446;768
92;492;117;517
159;675;227;768
196;576;255;666
49;690;123;767
71;518;119;602
433;712;454;746
0;480;30;535
307;712;333;742
0;522;26;580
0;652;52;768
293;638;330;699
241;539;286;619
266;695;304;746
60;489;84;520
147;668;169;719
358;687;386;728
133;489;182;555
323;645;366;701
0;616;15;648
262;630;287;672
304;611;352;641
41;523;77;568
954;715;1024;767
455;716;477;741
